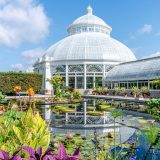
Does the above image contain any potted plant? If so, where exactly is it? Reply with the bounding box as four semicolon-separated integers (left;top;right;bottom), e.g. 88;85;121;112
121;87;127;97
131;86;140;98
141;86;150;98
113;87;119;96
103;87;109;95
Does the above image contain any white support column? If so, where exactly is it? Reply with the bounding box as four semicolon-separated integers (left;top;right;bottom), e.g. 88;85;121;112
148;80;150;90
137;80;139;88
111;82;113;89
75;74;77;89
84;64;87;90
127;81;129;89
84;101;87;125
43;61;53;95
66;65;68;86
102;64;105;87
93;73;95;89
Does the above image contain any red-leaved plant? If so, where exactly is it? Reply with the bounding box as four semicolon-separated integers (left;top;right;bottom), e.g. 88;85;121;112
0;142;80;160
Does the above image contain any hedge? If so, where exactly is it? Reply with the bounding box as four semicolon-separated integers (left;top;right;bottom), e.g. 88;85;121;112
0;72;42;95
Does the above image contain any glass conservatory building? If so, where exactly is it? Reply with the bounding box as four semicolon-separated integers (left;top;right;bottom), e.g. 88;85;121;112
105;56;160;90
34;6;136;94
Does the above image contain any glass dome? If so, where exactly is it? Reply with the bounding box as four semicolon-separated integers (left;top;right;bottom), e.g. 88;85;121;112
67;6;112;35
44;6;136;63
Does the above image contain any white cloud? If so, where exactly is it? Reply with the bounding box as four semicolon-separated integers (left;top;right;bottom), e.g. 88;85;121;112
139;24;152;34
26;66;34;72
129;24;152;41
143;52;160;59
0;0;50;47
11;63;24;71
21;48;45;65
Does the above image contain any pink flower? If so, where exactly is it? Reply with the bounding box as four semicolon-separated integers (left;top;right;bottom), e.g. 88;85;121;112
20;108;24;112
66;132;72;139
53;138;56;143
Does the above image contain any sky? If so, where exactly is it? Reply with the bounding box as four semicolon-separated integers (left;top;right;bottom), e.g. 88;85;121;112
0;0;160;72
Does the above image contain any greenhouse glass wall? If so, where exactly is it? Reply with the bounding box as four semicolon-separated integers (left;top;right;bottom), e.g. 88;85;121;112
105;56;160;90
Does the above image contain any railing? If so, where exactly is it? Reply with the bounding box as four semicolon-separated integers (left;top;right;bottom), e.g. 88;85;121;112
65;111;113;125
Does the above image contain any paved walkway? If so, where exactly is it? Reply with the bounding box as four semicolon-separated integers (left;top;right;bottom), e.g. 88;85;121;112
6;94;51;99
82;95;149;104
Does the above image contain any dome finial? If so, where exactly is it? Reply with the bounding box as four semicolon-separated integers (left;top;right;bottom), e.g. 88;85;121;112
87;5;92;15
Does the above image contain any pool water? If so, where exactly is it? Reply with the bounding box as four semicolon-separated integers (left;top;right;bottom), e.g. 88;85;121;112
36;100;160;160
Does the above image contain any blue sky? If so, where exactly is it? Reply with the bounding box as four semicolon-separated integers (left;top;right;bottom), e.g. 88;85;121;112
0;0;160;71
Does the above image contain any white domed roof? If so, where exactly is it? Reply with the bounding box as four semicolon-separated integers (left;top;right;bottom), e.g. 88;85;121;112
72;14;109;28
43;6;136;64
45;32;136;62
67;6;112;35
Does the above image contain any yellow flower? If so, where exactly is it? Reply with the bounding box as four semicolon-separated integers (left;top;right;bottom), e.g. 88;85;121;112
13;86;21;93
26;88;35;96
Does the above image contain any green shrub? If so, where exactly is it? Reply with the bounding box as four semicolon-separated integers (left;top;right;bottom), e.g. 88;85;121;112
0;72;42;95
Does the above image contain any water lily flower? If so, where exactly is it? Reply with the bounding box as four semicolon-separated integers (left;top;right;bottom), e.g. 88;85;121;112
66;132;73;139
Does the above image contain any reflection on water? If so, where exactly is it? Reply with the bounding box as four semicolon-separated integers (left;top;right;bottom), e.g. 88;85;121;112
38;104;136;144
36;100;159;160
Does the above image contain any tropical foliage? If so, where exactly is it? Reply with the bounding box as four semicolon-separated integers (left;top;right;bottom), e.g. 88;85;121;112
48;75;65;98
0;108;50;154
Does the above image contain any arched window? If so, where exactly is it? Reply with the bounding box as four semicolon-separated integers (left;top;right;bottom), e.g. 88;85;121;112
87;64;103;72
68;65;84;72
55;65;65;72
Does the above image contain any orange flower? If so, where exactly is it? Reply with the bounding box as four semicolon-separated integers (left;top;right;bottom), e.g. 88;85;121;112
14;86;21;93
26;88;35;96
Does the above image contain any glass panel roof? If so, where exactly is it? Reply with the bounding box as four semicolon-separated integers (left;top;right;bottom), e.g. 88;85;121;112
106;56;160;81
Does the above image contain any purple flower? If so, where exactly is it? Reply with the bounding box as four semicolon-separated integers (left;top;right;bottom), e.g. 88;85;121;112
129;155;136;160
91;139;97;143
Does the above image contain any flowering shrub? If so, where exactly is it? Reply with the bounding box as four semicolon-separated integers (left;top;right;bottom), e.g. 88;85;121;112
13;86;21;93
26;88;35;96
